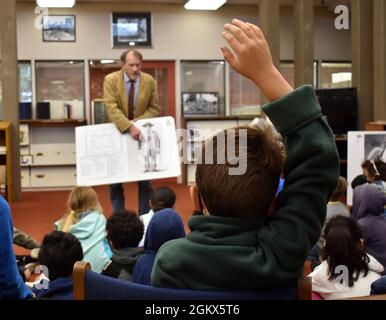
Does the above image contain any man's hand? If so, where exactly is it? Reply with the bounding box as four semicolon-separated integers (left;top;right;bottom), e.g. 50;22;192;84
222;19;293;102
128;125;141;140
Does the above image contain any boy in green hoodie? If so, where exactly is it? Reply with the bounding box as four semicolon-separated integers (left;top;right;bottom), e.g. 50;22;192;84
151;19;339;291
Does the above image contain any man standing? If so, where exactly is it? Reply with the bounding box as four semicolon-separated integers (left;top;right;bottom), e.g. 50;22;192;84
104;50;160;215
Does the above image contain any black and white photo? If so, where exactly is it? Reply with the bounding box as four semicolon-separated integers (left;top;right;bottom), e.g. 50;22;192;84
112;12;152;47
182;92;219;116
42;15;76;42
365;134;386;162
347;132;386;205
75;117;180;186
138;122;161;173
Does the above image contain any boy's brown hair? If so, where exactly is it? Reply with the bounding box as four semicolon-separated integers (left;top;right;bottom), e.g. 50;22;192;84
330;176;347;202
195;125;285;219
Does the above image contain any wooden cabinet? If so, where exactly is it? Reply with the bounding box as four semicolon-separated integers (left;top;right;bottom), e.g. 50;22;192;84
19;119;86;189
0;122;13;202
365;121;386;131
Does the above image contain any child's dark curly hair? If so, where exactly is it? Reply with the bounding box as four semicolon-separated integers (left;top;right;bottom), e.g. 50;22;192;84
106;210;144;249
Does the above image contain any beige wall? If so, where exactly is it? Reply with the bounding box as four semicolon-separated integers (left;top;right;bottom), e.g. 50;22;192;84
16;2;351;61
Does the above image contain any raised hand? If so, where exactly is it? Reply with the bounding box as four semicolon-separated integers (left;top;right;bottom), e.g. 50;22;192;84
222;19;293;102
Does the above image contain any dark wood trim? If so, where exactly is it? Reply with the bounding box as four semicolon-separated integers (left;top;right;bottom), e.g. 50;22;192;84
20;119;87;127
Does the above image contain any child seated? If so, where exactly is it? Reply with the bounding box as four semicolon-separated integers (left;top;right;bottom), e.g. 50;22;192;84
310;216;383;300
55;187;112;273
138;186;176;247
0;196;32;299
13;227;41;282
352;183;386;271
307;176;350;267
32;231;83;299
151;19;339;290
370;276;386;295
132;208;186;285
102;210;144;281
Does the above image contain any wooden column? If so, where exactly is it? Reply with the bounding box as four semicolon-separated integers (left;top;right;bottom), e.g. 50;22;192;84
259;0;280;103
294;0;314;87
374;0;386;121
0;0;21;201
352;0;374;128
259;0;280;67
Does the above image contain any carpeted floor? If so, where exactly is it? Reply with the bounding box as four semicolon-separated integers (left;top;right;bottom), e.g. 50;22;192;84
10;182;193;255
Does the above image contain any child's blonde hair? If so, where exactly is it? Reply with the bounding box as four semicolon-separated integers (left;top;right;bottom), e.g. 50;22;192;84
59;187;103;232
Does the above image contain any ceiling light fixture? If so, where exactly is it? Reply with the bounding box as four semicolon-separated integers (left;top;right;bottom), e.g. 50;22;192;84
36;0;76;8
184;0;227;11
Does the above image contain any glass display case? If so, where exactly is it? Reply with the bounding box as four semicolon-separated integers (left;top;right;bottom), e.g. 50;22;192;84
18;61;33;103
279;61;319;88
35;60;85;119
319;61;352;89
180;60;225;117
229;68;261;116
89;59;174;118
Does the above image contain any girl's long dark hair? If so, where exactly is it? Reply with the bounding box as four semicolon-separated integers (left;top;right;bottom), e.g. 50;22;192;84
320;216;369;287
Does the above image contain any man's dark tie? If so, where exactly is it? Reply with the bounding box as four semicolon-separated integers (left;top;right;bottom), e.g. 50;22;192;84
128;80;135;120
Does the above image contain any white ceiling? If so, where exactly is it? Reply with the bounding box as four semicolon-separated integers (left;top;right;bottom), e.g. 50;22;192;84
18;0;351;8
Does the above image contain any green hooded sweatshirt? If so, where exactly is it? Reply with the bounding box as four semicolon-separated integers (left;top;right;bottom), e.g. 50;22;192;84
151;85;340;291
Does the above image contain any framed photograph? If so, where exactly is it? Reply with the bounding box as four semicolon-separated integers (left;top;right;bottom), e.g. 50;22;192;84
182;92;219;117
112;12;152;47
42;15;76;42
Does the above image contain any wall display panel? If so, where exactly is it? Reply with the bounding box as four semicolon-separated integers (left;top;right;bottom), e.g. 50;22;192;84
89;59;174;118
35;60;85;120
18;61;33;103
319;61;352;89
229;68;261;116
181;61;225;117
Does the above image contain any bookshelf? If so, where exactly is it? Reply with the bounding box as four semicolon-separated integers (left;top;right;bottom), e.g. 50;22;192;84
0;121;13;202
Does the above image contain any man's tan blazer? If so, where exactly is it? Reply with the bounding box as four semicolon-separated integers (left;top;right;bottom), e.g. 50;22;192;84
103;70;160;133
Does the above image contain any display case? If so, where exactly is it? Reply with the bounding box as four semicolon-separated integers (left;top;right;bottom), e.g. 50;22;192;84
319;61;352;89
229;67;262;116
180;60;225;117
18;61;33;103
35;60;85;120
89;59;175;118
279;61;319;88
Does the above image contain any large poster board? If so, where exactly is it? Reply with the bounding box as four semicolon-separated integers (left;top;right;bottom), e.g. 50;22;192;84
76;116;180;186
347;131;386;205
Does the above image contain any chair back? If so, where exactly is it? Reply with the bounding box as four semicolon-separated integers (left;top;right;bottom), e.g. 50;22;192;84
73;261;311;300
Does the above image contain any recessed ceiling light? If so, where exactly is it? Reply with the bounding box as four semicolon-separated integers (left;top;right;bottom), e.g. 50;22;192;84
36;0;76;8
184;0;227;11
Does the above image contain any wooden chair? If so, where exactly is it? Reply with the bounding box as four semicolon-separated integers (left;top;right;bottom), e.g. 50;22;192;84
73;261;312;300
